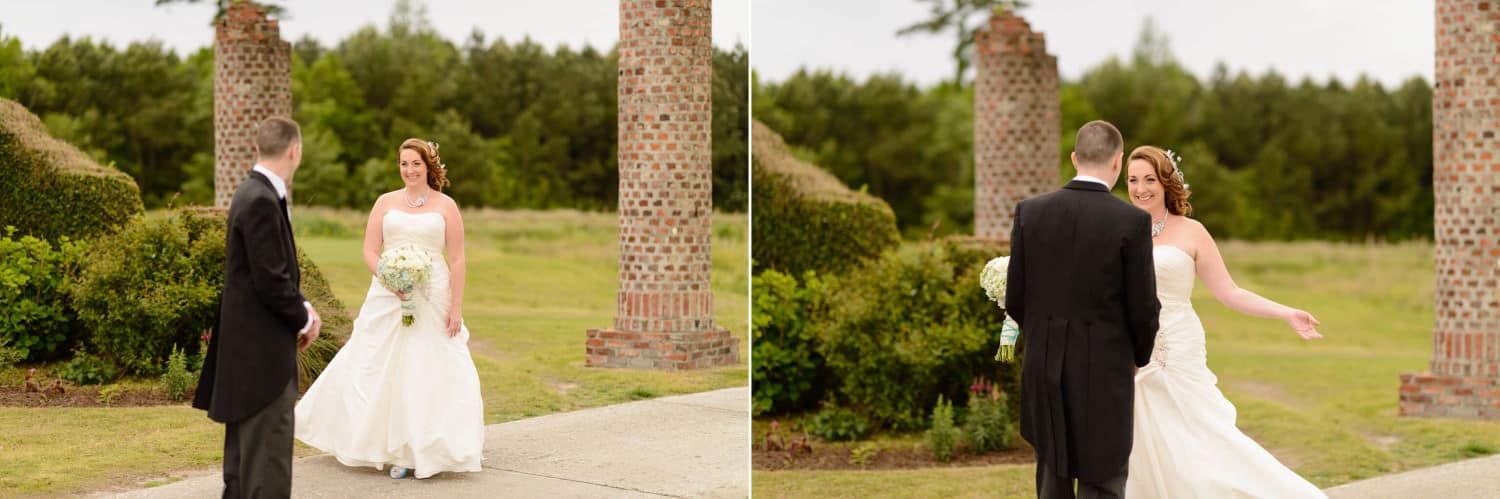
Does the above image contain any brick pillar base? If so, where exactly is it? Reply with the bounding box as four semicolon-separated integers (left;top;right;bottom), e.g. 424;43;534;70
585;327;739;370
1399;373;1500;419
1403;0;1500;419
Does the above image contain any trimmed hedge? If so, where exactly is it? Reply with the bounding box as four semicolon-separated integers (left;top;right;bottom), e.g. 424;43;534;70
0;98;143;241
751;120;899;277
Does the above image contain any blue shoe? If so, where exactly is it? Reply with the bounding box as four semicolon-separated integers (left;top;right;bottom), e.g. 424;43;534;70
389;466;411;479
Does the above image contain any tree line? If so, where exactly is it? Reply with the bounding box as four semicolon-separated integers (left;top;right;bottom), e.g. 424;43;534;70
0;2;749;212
753;23;1432;241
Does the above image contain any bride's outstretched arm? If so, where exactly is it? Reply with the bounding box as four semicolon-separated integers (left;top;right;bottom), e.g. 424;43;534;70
1194;221;1322;339
444;200;467;337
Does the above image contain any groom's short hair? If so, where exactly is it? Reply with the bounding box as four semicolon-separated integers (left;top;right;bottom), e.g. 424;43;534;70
255;117;301;158
1075;120;1123;167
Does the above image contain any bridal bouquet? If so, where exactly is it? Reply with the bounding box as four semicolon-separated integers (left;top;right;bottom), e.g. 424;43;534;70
377;244;433;326
980;256;1021;362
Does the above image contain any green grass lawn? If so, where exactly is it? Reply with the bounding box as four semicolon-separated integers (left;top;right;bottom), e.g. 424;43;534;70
0;208;748;496
756;240;1500;498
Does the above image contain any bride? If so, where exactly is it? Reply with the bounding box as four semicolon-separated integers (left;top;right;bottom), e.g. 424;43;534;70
1124;145;1325;497
294;138;484;479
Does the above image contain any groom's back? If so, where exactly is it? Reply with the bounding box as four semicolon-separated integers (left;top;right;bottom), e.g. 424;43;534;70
1014;186;1152;327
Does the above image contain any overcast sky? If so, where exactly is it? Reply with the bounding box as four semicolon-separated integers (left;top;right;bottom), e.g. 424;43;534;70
753;0;1432;88
1;0;749;54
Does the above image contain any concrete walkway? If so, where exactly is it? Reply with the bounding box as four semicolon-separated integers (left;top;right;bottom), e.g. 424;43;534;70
102;387;748;498
1324;454;1500;498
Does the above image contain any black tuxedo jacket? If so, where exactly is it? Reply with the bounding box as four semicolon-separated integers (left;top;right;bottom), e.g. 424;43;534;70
192;171;308;423
1004;180;1161;482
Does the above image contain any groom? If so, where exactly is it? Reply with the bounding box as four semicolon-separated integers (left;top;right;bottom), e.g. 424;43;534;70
192;116;322;498
1005;120;1160;499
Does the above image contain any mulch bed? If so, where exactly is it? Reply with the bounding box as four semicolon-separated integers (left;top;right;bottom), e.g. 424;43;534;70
0;382;186;408
754;439;1036;471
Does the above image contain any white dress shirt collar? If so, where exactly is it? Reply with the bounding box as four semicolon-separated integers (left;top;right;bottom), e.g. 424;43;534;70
252;164;288;200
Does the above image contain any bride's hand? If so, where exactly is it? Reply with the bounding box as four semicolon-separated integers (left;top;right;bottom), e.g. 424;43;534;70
1286;309;1323;340
446;309;462;338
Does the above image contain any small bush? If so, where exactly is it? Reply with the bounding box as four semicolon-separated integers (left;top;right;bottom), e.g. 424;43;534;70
0;226;86;360
751;120;900;277
70;207;349;382
806;405;871;442
751;269;830;415
927;395;958;462
963;378;1015;454
0;335;24;369
849;442;880;468
69;210;225;375
160;345;195;401
96;384;125;405
57;351;116;385
815;241;1009;431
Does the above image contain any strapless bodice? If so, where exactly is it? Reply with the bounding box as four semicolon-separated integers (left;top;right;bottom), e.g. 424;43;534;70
1154;245;1196;309
382;209;446;255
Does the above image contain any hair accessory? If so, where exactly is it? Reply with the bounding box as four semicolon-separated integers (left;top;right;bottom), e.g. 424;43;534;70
425;141;446;170
1164;148;1184;185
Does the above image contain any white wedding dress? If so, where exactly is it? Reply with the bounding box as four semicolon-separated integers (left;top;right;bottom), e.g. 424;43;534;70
294;209;484;478
1128;245;1324;498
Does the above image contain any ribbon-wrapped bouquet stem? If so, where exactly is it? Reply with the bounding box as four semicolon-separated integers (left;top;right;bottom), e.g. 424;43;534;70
980;256;1021;362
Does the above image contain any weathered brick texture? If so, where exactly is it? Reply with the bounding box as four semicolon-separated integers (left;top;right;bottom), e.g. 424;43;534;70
1401;0;1500;418
587;0;738;370
973;11;1059;242
214;2;292;209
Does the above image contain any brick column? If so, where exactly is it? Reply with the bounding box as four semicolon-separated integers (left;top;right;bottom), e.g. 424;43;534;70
1400;0;1500;419
214;1;292;209
973;11;1059;242
587;0;739;370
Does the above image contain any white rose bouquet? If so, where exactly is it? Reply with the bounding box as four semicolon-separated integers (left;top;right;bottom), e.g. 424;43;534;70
980;256;1021;362
377;244;433;326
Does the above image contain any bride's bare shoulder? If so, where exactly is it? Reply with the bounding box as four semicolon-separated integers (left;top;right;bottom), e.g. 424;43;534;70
1181;217;1217;242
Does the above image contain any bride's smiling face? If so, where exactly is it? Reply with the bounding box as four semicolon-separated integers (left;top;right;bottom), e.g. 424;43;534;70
1127;159;1165;211
399;148;428;189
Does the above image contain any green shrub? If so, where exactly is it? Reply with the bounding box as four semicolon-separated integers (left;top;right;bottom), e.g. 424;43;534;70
963;378;1015;454
96;383;125;405
806;405;872;442
69;210;224;375
849;442;880;468
0;335;24;369
0;226;85;360
751;120;899;277
160;345;195;401
57;351;116;385
69;207;350;381
927;395;958;462
814;240;1012;432
0;98;143;241
751;269;830;416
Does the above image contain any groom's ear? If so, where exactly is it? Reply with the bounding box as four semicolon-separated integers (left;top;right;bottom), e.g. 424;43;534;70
1070;151;1079;169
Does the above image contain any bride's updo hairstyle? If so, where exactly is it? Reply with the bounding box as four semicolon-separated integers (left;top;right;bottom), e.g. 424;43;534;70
399;138;450;192
1128;145;1192;216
